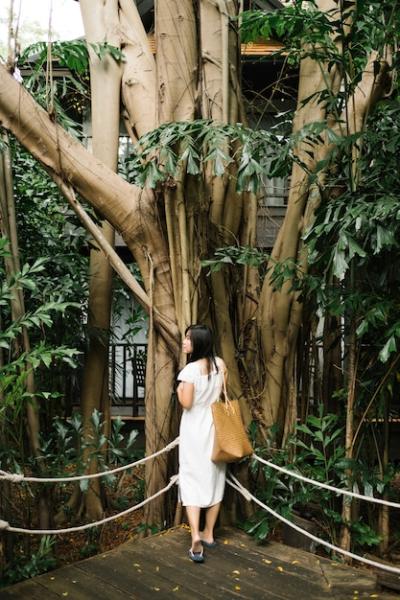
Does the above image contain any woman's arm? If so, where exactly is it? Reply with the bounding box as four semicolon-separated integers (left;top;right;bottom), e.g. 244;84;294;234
177;381;194;410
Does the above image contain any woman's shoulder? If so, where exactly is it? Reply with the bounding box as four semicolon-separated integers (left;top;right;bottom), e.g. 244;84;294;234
177;361;200;382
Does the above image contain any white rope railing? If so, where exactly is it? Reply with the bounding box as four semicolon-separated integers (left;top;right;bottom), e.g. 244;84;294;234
2;433;399;578
227;474;400;576
252;453;400;509
2;442;397;511
0;437;179;484
0;475;179;535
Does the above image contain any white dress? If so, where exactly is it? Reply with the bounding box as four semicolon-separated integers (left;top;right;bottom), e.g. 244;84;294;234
177;359;226;507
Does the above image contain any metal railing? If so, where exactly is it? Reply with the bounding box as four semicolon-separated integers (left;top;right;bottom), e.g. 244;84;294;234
109;343;147;417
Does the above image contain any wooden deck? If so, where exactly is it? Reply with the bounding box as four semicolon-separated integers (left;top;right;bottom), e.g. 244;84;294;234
1;526;399;599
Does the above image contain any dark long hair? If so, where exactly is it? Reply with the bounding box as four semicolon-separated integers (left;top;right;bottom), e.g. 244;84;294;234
186;324;218;376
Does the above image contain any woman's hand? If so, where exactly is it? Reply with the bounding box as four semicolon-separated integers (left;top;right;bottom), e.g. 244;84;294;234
177;381;194;409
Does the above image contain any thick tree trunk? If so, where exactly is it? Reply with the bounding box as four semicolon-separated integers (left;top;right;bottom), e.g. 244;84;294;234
0;0;256;527
0;65;181;452
155;0;197;332
156;0;197;123
258;1;389;441
78;0;122;520
198;0;252;424
0;64;178;334
258;49;330;431
119;0;157;139
139;0;199;527
0;64;184;527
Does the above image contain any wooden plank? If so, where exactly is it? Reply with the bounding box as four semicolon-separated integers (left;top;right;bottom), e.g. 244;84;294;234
142;547;284;599
0;580;60;599
175;528;329;596
216;528;380;597
76;545;198;600
377;572;400;593
145;532;312;600
119;542;248;600
220;538;324;581
115;528;267;599
217;529;386;599
216;548;330;599
2;526;390;600
32;564;130;600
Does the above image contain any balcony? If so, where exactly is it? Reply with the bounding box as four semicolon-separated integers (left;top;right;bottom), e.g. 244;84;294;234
109;343;147;419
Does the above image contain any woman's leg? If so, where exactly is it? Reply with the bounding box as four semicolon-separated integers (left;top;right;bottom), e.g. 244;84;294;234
185;506;202;552
201;502;221;543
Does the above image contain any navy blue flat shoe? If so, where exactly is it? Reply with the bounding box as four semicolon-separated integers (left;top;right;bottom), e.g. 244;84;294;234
189;548;204;563
201;539;217;548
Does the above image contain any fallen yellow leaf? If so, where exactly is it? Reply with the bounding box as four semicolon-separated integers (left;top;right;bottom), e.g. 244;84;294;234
156;566;160;572
291;560;299;565
153;587;160;592
173;586;180;592
224;539;229;545
370;595;379;598
62;594;68;597
276;566;284;572
133;563;141;567
235;586;241;591
232;570;240;575
50;577;55;581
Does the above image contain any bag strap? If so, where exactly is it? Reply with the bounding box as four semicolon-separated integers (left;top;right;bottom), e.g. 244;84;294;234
222;369;229;401
220;366;236;412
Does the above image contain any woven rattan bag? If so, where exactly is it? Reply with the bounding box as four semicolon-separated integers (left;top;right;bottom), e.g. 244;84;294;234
211;377;252;463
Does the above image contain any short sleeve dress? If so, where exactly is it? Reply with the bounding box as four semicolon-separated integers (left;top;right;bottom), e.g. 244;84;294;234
177;359;226;507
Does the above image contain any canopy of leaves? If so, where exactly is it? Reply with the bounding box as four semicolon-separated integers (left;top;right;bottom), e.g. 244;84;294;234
17;40;123;134
241;0;400;73
1;139;90;415
123;118;352;193
305;99;400;364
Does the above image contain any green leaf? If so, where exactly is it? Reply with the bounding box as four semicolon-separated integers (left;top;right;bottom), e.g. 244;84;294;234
379;336;397;363
347;236;366;260
332;247;348;280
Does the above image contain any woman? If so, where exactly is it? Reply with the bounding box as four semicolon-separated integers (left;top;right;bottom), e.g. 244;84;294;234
177;324;227;563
